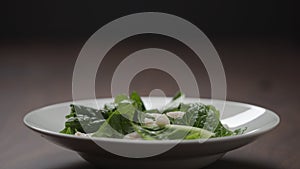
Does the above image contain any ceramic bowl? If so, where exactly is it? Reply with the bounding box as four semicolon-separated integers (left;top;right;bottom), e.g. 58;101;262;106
24;97;280;169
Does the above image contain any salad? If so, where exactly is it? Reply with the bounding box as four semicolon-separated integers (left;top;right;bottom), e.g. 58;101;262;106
60;92;245;140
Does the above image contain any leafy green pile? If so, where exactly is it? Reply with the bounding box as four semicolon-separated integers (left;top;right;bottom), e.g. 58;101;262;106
60;92;245;140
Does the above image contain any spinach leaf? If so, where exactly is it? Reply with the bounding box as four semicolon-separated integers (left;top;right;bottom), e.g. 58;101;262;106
172;103;244;137
92;95;136;138
92;110;134;138
60;104;106;134
130;91;146;111
162;91;185;113
144;109;161;114
133;124;214;140
61;91;245;139
135;108;162;125
173;103;204;127
213;122;234;137
213;124;247;137
172;91;183;101
114;94;130;104
102;103;117;119
173;103;219;130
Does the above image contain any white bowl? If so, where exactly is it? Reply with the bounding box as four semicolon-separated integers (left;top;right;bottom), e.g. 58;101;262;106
24;97;279;169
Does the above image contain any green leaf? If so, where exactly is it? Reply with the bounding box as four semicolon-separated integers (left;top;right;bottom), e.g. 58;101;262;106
233;127;247;135
172;103;244;137
61;91;246;139
144;109;161;114
133;124;214;140
114;94;129;104
92;110;133;138
60;127;76;134
172;91;183;101
162;91;185;113
130;91;146;111
213;122;234;137
136;109;161;125
172;103;209;128
102;103;117;119
117;101;136;120
60;104;106;134
92;95;137;138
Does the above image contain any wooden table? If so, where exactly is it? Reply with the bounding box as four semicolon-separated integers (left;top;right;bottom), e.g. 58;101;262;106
0;37;299;169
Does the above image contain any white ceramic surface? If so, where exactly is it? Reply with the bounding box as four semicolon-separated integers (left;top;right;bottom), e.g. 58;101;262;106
24;97;280;169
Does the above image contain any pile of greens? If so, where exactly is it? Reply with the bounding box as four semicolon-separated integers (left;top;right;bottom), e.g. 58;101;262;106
60;92;245;140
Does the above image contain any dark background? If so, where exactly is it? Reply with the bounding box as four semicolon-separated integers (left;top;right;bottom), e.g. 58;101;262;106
0;1;298;40
0;1;299;169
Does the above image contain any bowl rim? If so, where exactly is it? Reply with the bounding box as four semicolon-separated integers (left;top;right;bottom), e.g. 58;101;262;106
23;97;280;145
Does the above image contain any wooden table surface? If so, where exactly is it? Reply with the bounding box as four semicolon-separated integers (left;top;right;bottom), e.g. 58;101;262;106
0;37;299;169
